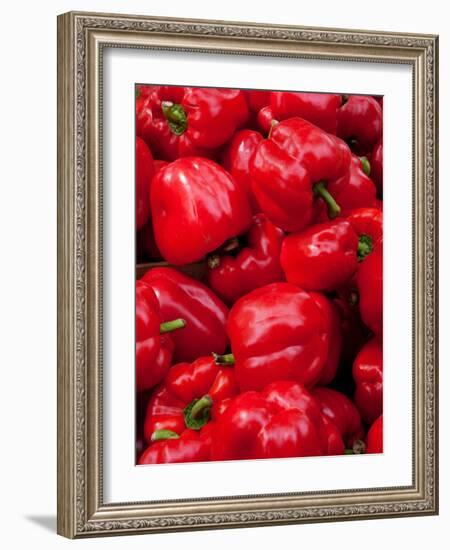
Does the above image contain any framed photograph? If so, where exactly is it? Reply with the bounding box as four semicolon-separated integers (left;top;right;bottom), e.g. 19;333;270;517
57;11;439;538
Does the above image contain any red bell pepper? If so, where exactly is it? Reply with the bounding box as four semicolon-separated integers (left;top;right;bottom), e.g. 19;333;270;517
143;354;238;443
313;154;377;221
227;282;332;391
246;90;270;113
151;157;252;265
270;92;342;134
353;338;383;425
311;387;365;448
357;238;383;335
138;428;212;464
211;381;345;460
280;219;359;292
257;106;275;134
347;207;383;261
337;95;382;155
141;267;229;363
136;86;248;161
310;293;342;385
206;213;285;305
221;129;263;212
369;141;383;195
135;281;186;392
250;118;351;232
135;137;154;230
366;415;383;453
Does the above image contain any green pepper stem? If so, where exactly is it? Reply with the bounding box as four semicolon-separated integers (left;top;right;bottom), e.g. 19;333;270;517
161;101;187;135
313;181;341;219
357;234;373;262
267;119;279;139
151;429;180;442
359;156;371;177
160;318;186;334
190;395;213;420
212;352;235;366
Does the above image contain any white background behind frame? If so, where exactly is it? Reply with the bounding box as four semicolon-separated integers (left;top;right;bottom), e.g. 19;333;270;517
103;47;412;503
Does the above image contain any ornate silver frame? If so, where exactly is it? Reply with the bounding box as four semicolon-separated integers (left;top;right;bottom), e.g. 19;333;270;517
57;11;439;538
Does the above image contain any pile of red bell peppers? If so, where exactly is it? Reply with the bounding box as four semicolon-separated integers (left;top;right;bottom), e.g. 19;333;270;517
135;86;383;464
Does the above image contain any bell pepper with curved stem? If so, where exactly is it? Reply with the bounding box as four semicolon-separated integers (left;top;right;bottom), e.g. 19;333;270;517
227;282;331;391
221;129;263;212
310;293;342;385
366;415;383;453
140;267;229;363
143;354;238;444
250;117;351;232
311;387;365;448
211;381;345;461
135;137;154;230
206;213;285;305
270;92;342;134
280;220;359;292
135;281;186;392
313;154;377;222
357;239;383;335
353;338;383;425
337;95;382;155
151;157;252;265
136;86;249;161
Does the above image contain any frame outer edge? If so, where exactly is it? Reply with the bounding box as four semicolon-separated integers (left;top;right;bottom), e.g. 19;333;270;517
56;10;439;537
57;12;76;539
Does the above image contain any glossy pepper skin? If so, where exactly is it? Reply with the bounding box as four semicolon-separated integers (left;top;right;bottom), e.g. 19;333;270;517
136;86;249;161
141;267;229;363
313;155;377;221
221;129;263;212
280;220;359;292
211;381;345;461
311;387;365;447
270;92;342;134
357;239;383;335
353;338;383;425
227;283;331;391
139;428;212;464
257;106;275;134
151;157;252;265
135;281;185;392
143;355;238;443
206;214;285;305
366;415;383;453
135;137;154;230
250;118;351;232
337;95;382;155
310;293;342;385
